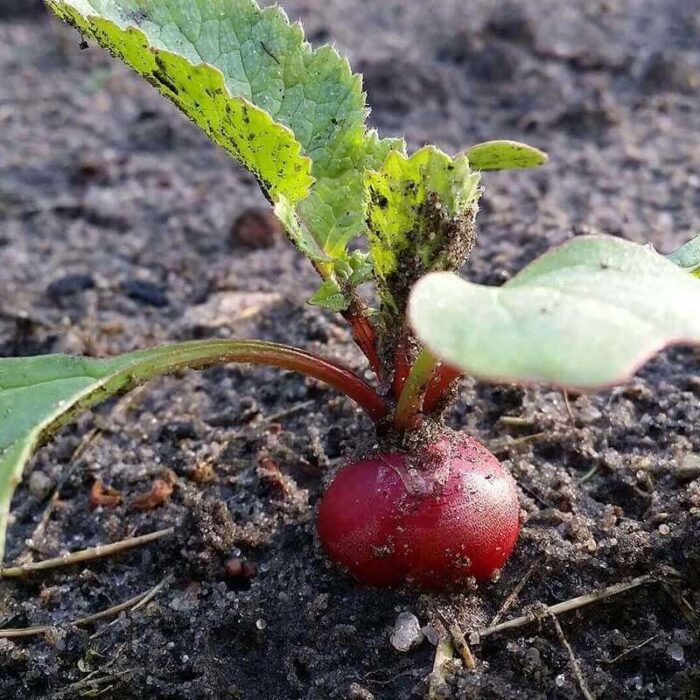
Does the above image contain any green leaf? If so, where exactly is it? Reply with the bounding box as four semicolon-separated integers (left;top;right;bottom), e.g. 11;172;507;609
408;235;700;389
47;0;400;294
466;140;548;171
668;234;700;277
47;0;313;208
307;251;374;312
366;146;481;321
307;279;348;313
0;339;386;562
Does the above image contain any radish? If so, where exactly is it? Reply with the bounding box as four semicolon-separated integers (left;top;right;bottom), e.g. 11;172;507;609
317;431;520;588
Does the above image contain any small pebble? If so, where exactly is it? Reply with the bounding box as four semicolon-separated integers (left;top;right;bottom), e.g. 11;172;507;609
667;642;684;662
486;2;535;45
390;612;423;652
170;592;198;612
225;558;257;579
225;558;244;578
421;624;440;645
28;471;52;500
673;628;694;645
348;682;375;700
674;454;700;483
658;524;670;535
123;279;169;307
230;208;283;249
46;273;95;298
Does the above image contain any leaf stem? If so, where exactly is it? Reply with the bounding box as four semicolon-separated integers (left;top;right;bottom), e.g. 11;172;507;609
341;298;383;380
392;340;412;401
394;347;440;430
311;262;382;380
111;339;389;423
422;364;462;413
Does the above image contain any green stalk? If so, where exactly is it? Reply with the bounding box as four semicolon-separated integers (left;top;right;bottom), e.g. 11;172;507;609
393;347;441;430
85;339;389;422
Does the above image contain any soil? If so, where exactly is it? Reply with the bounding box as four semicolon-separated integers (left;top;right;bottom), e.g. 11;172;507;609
0;1;699;698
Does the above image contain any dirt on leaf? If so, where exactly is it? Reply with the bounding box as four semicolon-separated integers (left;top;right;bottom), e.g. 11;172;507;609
0;1;699;698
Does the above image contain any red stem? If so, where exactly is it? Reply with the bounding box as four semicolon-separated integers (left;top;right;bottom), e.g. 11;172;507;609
342;299;383;380
422;364;462;414
392;342;411;401
256;343;388;421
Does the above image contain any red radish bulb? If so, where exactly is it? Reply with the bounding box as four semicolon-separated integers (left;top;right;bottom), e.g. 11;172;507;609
317;432;520;589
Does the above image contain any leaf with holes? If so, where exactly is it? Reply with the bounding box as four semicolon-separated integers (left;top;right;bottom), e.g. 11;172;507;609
409;235;700;389
366;146;481;322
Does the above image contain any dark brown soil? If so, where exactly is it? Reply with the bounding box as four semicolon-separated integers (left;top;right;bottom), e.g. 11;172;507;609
1;1;699;698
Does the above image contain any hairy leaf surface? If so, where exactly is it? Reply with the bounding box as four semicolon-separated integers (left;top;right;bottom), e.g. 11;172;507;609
366;146;481;319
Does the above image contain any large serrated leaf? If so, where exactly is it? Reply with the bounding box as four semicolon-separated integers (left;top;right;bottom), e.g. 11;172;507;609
366;146;481;321
408;235;700;389
47;0;400;281
47;0;314;209
0;339;385;562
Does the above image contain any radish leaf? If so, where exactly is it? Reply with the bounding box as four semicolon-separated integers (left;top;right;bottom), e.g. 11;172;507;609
47;0;400;300
409;235;700;389
366;146;481;323
466;140;548;171
0;339;386;562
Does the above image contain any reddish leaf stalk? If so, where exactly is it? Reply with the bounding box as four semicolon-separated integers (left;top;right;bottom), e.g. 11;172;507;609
423;364;463;414
342;298;383;380
392;342;412;401
394;348;441;431
122;339;389;422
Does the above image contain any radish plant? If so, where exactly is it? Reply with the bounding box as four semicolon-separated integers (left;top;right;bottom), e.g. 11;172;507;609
2;0;699;588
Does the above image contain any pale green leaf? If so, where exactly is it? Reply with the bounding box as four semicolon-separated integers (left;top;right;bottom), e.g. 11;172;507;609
47;0;400;288
466;140;548;171
409;235;700;389
366;146;481;321
668;234;700;277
